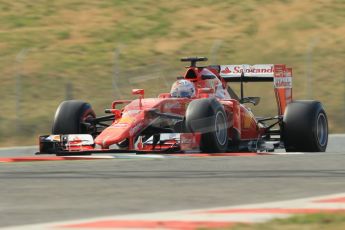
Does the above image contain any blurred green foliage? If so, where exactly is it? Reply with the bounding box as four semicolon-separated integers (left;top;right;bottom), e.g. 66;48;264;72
229;212;345;230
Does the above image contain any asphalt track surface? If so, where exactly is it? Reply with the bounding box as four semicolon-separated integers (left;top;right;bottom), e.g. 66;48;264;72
0;134;344;228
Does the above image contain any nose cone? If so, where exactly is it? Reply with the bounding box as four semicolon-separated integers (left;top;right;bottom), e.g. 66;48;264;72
95;125;129;148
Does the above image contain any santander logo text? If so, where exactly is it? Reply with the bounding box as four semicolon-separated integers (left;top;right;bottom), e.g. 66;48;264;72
221;66;274;74
219;64;275;78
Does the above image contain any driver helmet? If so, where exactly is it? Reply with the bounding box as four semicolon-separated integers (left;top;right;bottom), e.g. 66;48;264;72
170;79;196;98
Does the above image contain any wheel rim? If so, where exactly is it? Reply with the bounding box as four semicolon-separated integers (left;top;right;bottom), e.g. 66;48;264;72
316;113;327;147
215;111;227;146
80;110;95;134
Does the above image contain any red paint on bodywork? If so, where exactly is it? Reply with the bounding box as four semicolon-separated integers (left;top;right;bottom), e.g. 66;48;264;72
88;63;292;152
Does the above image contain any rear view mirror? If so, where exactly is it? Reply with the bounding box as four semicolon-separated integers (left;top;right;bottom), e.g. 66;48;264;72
241;97;260;106
132;89;145;108
132;89;144;96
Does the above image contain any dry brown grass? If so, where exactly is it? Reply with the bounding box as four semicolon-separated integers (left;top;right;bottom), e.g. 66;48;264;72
0;0;344;146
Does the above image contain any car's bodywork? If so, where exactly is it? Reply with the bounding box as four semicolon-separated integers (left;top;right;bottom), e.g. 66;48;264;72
38;57;327;155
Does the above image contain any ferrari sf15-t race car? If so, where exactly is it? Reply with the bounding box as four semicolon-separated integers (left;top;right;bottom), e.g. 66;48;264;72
38;57;328;155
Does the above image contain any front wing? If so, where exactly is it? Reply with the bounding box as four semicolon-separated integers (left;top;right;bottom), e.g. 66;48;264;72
37;133;201;156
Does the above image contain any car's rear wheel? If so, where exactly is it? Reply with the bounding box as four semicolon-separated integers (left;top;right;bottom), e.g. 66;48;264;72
283;100;328;152
185;98;228;153
52;100;96;135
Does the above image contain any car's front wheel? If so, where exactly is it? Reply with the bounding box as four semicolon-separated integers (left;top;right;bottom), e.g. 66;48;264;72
185;98;228;153
52;100;96;135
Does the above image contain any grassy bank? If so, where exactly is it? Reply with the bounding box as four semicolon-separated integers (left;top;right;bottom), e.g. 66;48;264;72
0;0;344;146
227;212;345;230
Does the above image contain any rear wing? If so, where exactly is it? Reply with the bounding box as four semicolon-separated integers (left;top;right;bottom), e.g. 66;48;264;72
214;64;293;115
219;64;275;82
219;64;292;85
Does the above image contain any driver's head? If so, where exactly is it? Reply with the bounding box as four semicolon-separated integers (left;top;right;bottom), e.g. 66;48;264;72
170;79;196;98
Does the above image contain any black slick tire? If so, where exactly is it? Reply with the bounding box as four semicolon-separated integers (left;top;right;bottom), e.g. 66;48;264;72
283;100;328;152
185;98;228;153
52;100;96;135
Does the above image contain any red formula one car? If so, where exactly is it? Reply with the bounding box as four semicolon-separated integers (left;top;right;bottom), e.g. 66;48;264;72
38;57;328;155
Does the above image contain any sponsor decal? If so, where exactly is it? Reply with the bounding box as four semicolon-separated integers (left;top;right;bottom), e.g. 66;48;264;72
221;66;274;74
220;64;274;77
46;135;61;142
113;123;128;128
66;134;94;146
69;136;82;145
274;77;292;88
